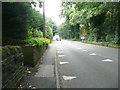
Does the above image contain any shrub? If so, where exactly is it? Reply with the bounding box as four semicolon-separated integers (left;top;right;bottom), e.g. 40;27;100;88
27;30;33;39
33;29;43;38
25;38;50;46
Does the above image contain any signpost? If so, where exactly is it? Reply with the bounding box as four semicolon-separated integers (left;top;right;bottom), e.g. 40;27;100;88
82;29;87;36
79;24;88;40
81;29;88;40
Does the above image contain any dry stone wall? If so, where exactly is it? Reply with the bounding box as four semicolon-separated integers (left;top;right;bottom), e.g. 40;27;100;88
2;46;26;88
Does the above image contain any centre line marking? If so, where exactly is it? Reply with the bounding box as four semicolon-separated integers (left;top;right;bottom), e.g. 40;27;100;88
57;49;61;51
62;76;77;80
89;53;96;56
82;50;87;52
57;51;63;54
78;47;82;49
58;55;66;57
102;59;113;62
59;62;69;65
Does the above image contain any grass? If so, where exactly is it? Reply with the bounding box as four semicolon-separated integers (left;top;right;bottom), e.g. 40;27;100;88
81;40;120;48
68;39;120;48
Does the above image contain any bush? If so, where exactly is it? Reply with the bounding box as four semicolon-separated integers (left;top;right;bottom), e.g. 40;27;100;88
2;2;32;39
108;44;120;47
27;30;33;39
45;26;53;40
25;38;50;46
33;29;43;38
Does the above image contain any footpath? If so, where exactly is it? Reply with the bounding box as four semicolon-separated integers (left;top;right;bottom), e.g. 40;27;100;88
21;41;57;89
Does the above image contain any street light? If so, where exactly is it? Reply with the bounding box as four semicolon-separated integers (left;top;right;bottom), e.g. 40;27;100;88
39;0;46;38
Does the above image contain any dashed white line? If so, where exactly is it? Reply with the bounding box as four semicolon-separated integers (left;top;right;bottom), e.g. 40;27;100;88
78;47;82;49
89;53;96;56
59;62;69;65
57;51;63;54
57;49;61;51
82;50;87;52
62;76;77;80
102;59;113;62
58;55;66;57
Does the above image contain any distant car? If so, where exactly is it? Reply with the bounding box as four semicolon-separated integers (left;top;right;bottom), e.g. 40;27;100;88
53;35;62;41
59;37;61;41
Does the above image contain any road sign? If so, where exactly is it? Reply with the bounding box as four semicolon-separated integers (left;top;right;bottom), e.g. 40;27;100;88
81;36;85;39
82;29;87;36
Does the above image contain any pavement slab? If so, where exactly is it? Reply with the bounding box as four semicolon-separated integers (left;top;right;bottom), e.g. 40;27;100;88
21;41;57;89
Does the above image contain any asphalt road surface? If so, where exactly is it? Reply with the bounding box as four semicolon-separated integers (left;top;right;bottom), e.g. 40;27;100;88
55;40;118;88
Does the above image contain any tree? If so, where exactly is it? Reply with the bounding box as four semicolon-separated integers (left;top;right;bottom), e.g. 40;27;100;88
46;17;57;36
2;2;32;39
58;2;119;44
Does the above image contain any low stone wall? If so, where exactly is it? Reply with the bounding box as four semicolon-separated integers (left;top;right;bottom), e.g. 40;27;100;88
2;44;48;88
22;44;48;67
2;46;26;88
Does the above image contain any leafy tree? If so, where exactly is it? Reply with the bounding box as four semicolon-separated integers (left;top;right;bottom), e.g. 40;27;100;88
58;2;119;44
46;17;57;36
2;2;32;39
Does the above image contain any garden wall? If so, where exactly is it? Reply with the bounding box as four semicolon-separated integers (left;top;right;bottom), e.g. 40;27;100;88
2;44;48;88
22;45;48;67
2;46;26;88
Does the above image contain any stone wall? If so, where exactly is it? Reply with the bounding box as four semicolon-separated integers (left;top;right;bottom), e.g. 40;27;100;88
22;45;48;67
2;46;26;88
2;45;48;88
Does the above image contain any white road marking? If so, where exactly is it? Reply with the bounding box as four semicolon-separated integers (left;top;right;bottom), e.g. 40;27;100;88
32;87;36;89
62;76;77;80
57;49;61;51
102;59;113;62
57;51;63;54
58;55;66;57
78;47;82;49
59;62;69;65
29;85;32;88
82;50;87;52
27;71;31;74
89;53;96;56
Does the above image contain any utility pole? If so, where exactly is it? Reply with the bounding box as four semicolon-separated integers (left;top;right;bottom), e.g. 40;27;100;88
43;0;46;38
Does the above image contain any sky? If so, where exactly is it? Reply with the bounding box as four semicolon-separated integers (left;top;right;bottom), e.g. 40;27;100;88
35;0;64;26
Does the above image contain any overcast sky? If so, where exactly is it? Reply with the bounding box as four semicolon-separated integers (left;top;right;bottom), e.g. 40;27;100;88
35;0;64;26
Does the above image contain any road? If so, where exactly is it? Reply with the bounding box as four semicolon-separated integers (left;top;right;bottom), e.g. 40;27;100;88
55;40;118;88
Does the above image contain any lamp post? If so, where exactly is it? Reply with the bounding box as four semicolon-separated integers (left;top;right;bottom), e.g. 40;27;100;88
43;0;46;38
39;0;46;38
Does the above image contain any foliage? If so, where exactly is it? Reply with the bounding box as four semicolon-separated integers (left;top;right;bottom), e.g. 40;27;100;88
2;2;32;39
2;45;18;52
0;47;2;51
2;2;57;46
46;17;57;37
25;38;50;46
2;2;44;39
45;26;53;40
58;2;119;44
32;28;43;38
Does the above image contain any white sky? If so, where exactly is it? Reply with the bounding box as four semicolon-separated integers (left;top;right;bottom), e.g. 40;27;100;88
35;0;64;26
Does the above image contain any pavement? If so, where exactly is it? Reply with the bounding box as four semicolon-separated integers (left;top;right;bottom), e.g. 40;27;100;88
21;41;57;89
20;40;119;89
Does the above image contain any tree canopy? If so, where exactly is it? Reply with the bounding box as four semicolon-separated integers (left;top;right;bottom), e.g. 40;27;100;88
2;2;57;45
58;2;119;44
